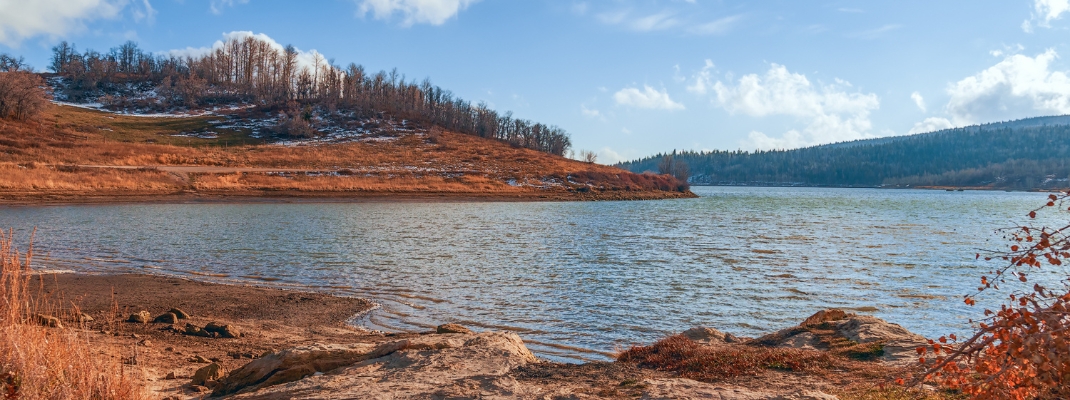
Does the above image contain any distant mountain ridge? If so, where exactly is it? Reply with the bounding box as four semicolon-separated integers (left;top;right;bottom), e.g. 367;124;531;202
815;115;1070;150
618;116;1070;189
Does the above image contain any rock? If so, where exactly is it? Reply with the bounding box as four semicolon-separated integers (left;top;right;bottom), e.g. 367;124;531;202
436;323;472;334
778;332;821;350
77;313;94;323
168;307;190;319
138;339;151;347
802;309;847;327
189;355;210;363
213;341;400;396
184;323;210;337
192;363;225;386
153;312;178;324
220;332;537;398
165;372;176;380
35;314;63;328
833;315;929;365
681;327;741;343
204;322;241;338
165;347;175;352
127;311;151;324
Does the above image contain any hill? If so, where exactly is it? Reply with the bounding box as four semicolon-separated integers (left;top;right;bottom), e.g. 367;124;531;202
619;117;1070;190
0;105;692;202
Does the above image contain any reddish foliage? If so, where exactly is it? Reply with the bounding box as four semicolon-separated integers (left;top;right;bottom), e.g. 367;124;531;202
617;335;842;381
907;192;1070;399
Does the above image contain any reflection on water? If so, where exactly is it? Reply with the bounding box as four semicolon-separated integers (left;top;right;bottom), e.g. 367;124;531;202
0;187;1063;362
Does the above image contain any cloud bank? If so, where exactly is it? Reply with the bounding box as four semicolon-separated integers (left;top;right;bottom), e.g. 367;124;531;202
943;49;1070;125
0;0;127;46
711;64;880;149
357;0;479;26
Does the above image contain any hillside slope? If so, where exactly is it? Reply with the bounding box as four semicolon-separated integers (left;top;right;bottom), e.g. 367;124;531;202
620;118;1070;189
0;105;693;202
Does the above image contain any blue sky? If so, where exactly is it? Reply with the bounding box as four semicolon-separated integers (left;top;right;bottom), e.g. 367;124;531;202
3;0;1070;162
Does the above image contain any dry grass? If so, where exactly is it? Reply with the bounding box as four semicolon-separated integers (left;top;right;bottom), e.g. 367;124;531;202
0;106;691;199
0;231;143;399
617;335;843;381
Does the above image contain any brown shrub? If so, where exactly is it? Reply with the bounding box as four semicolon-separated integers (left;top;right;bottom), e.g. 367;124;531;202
0;72;51;121
617;335;843;381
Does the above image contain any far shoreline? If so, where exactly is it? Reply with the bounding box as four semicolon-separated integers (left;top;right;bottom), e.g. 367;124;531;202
0;189;698;206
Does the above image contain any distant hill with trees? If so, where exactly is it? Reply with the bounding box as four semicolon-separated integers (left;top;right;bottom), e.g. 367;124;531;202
618;117;1070;189
44;38;571;156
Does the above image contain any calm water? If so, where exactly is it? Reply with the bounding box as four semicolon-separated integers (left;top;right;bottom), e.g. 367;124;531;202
0;187;1065;362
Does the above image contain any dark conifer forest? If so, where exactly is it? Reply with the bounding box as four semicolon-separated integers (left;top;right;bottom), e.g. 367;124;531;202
619;118;1070;189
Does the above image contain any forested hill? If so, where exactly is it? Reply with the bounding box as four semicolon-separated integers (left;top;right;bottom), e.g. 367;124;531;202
41;38;571;156
618;118;1070;189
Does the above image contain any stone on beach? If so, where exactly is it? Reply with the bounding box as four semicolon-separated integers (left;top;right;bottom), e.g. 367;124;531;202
681;326;741;343
35;314;63;328
167;307;190;319
191;363;225;387
436;323;473;334
153;312;178;324
204;321;241;338
184;323;210;337
127;310;151;323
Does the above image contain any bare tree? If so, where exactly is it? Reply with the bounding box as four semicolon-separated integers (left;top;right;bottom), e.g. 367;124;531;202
0;72;51;121
579;150;598;164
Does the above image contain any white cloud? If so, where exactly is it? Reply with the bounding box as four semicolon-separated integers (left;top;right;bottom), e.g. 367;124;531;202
614;85;685;110
357;0;479;26
910;91;927;112
943;49;1070;126
688;15;742;35
908;117;954;134
210;0;248;15
580;104;603;119
597;147;628;164
712;63;880;149
1032;0;1070;27
686;59;716;95
167;31;328;73
0;0;128;46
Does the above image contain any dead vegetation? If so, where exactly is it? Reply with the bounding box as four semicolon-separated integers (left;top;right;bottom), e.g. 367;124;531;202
0;105;692;201
0;232;143;399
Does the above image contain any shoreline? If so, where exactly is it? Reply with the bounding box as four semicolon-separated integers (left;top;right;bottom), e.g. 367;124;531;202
30;271;933;399
0;189;698;206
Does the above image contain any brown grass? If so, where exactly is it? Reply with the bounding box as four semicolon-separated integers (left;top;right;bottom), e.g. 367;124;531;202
616;334;843;381
0;231;143;399
0;106;692;200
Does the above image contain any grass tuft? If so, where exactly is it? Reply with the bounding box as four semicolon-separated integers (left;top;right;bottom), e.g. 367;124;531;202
0;230;143;399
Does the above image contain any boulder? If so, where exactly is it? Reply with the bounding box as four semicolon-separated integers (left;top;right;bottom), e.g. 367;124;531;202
35;314;62;328
153;312;178;324
168;307;190;319
802;309;847;327
204;321;241;338
436;323;473;334
192;363;225;387
184;323;210;337
127;310;151;324
221;332;537;399
681;327;741;343
212;341;393;396
77;313;94;323
834;315;929;365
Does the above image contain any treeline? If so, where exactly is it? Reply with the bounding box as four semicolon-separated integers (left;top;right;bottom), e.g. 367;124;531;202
619;125;1070;189
48;38;571;155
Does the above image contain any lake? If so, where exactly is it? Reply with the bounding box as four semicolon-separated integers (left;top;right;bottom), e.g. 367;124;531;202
0;186;1063;362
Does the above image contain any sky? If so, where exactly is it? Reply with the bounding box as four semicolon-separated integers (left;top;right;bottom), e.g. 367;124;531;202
2;0;1070;163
